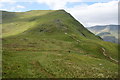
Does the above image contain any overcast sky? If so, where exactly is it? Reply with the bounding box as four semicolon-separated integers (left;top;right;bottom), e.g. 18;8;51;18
0;0;118;27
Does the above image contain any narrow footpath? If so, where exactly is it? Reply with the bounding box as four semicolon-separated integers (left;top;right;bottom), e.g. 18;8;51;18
102;48;119;64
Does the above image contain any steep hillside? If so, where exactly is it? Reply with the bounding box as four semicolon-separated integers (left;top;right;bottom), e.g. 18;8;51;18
2;10;118;78
87;25;119;43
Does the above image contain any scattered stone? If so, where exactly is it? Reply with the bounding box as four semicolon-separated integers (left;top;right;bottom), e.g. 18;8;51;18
98;73;104;77
65;33;67;34
3;72;6;75
68;51;71;53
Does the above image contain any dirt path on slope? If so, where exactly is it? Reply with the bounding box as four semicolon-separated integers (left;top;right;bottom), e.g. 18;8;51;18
101;48;119;64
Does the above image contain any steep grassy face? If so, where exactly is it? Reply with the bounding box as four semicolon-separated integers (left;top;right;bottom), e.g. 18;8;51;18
2;10;118;78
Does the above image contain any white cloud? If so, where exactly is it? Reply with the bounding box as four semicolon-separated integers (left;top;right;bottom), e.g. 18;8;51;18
0;0;117;2
0;5;25;12
65;1;118;27
36;0;82;10
0;3;3;8
36;0;117;10
0;0;16;10
0;0;16;4
16;5;25;9
0;7;16;12
1;0;115;10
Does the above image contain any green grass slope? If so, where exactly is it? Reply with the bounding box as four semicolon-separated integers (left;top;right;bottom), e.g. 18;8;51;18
2;10;118;78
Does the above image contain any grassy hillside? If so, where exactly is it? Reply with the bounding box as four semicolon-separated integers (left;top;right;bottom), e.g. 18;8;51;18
2;10;118;78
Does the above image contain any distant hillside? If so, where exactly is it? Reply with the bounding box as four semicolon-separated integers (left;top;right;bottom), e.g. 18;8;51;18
87;25;119;43
2;10;118;78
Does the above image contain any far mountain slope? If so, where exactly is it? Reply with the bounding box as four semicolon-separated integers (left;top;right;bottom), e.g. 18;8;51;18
87;25;119;43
